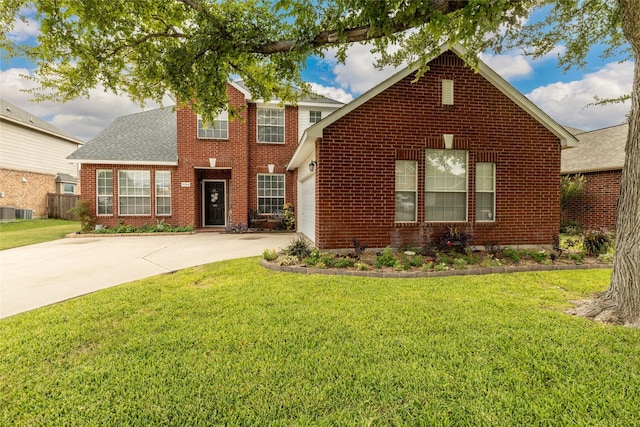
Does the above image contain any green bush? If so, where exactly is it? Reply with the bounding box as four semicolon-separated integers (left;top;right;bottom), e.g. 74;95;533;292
583;229;613;256
334;257;355;268
263;248;278;261
452;258;468;270
67;200;95;233
276;255;298;266
527;251;548;263
285;236;313;260
480;255;501;268
374;247;399;268
502;247;521;263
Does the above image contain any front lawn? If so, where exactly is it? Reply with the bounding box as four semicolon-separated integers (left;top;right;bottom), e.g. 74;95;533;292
1;259;637;425
0;219;80;250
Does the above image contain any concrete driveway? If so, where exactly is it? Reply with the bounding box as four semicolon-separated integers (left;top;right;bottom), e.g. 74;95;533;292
0;232;295;319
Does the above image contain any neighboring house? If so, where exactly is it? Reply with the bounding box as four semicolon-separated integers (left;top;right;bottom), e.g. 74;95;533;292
561;123;626;230
67;83;343;229
0;98;83;219
287;46;577;249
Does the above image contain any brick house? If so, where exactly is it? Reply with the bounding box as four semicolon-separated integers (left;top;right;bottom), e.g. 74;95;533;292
287;46;577;249
561;123;626;230
1;98;83;220
67;82;343;229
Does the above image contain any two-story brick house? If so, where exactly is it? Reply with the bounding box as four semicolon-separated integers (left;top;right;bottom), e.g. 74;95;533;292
67;81;343;229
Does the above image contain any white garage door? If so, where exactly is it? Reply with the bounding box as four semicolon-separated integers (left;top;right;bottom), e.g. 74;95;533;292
298;174;316;243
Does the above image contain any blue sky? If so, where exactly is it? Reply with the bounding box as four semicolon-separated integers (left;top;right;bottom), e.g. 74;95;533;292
1;10;632;141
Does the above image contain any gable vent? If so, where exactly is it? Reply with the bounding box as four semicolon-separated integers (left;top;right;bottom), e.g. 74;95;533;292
442;79;454;105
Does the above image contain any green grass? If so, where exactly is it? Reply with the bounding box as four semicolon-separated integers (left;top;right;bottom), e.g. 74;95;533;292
0;219;80;250
2;259;638;425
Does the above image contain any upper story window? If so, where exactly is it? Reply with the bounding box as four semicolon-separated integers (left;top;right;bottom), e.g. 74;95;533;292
257;108;285;144
198;109;228;139
63;183;76;194
425;149;467;222
309;110;322;124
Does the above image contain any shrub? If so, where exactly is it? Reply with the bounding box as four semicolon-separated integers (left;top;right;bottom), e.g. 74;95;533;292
67;200;95;233
527;250;548;263
334;257;355;268
502;247;521;263
262;248;278;261
583;229;613;256
355;262;370;271
437;227;473;253
285;236;313;260
483;241;501;257
452;258;468;270
480;255;501;268
303;249;321;266
434;262;448;272
276;255;298;266
567;252;585;264
352;238;368;259
318;253;336;268
374;247;399;268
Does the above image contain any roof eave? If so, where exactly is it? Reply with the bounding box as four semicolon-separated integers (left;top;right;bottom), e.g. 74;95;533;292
68;159;178;166
1;116;84;145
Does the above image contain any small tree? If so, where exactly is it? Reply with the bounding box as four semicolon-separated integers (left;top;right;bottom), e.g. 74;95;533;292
560;174;586;226
67;199;95;233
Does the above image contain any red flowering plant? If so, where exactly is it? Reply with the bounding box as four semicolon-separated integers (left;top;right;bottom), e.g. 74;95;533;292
437;227;473;253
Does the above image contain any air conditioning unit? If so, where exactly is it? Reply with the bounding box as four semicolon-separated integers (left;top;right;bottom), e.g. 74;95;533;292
0;206;16;222
15;208;33;220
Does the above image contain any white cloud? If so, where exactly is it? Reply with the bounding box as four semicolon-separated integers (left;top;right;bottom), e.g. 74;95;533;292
526;61;632;130
308;83;353;104
480;45;566;81
7;16;40;42
0;68;171;141
323;43;402;95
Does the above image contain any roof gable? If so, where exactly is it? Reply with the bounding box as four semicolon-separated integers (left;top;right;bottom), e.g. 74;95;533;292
288;45;577;170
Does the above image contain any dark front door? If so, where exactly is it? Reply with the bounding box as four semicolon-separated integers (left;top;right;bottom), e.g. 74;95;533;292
203;181;226;226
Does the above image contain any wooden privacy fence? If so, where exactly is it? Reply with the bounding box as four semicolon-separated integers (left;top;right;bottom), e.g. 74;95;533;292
48;193;80;220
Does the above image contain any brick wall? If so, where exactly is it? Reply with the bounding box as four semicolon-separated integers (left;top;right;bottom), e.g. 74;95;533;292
563;170;620;230
315;51;562;249
0;169;56;218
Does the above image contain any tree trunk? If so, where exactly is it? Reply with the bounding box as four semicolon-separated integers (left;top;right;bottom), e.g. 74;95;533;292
569;0;640;326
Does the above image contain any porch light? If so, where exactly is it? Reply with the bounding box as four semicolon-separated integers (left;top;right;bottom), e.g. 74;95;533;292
308;161;317;172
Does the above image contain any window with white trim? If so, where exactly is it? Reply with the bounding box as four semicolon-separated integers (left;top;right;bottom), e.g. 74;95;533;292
257;174;285;214
476;162;495;222
198;109;228;139
425;149;467;222
155;171;171;216
309;110;322;124
118;170;150;215
395;160;417;222
257;108;285;143
97;170;113;215
63;183;76;194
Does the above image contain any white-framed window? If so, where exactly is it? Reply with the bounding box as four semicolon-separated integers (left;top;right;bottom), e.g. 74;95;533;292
63;183;76;194
257;173;285;214
96;170;113;216
118;170;150;215
198;109;228;139
476;162;495;222
257;108;285;143
395;160;417;222
309;110;322;124
155;171;171;216
425;149;467;222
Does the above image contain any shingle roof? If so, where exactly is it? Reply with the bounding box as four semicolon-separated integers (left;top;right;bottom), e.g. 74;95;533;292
0;98;82;143
67;107;177;164
233;80;344;105
561;123;627;174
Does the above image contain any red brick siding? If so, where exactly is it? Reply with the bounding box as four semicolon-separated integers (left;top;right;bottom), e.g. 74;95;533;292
315;52;561;249
80;83;299;229
563;170;620;230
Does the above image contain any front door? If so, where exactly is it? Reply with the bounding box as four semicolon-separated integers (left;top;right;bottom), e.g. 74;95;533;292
203;181;226;227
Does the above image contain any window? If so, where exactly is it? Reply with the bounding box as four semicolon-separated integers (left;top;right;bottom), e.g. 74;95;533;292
63;183;76;194
476;163;495;222
96;170;113;215
442;79;454;105
309;110;322;124
425;149;467;221
257;108;285;143
118;170;150;215
395;160;417;222
198;109;228;139
155;171;171;216
257;174;285;214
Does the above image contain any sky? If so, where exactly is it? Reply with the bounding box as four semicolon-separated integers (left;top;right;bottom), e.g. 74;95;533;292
0;10;632;142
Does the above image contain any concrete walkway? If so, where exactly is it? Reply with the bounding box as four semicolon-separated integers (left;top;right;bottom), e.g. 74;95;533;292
0;232;294;319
